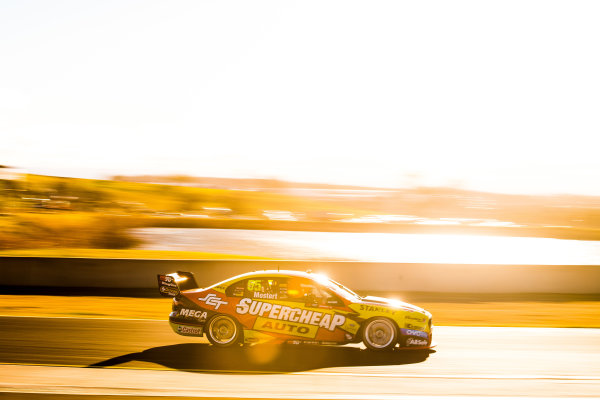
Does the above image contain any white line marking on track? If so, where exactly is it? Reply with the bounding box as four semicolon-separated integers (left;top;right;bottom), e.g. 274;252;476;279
295;371;600;380
0;388;597;400
1;362;598;381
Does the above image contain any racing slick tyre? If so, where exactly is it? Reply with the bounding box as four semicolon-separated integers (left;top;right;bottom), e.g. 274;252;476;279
206;314;242;347
362;318;398;351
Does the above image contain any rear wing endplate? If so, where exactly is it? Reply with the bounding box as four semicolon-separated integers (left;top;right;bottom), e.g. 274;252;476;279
157;271;198;297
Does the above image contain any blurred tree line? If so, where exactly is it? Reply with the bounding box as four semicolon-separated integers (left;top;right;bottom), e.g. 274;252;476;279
1;174;599;251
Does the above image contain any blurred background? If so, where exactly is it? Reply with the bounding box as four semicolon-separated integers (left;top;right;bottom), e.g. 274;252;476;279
1;170;599;264
1;0;599;323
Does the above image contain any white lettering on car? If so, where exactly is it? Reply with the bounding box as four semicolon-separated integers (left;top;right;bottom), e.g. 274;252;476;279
254;292;277;299
197;293;228;310
319;313;331;329
298;309;312;324
330;314;345;331
177;325;202;335
278;305;291;320
406;337;428;346
249;301;261;315
403;329;429;338
236;297;252;314
236;298;345;331
288;308;300;322
309;312;321;325
268;304;282;319
179;309;208;321
258;302;272;317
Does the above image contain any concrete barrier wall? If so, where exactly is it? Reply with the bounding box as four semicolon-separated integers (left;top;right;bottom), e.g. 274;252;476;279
1;257;599;293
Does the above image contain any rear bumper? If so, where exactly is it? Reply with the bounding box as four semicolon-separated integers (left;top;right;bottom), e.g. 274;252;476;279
169;320;204;337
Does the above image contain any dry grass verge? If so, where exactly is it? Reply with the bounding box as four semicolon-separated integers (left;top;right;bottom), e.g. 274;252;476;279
0;213;141;250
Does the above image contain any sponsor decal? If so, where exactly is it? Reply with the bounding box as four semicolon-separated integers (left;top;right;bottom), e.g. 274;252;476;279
233;287;244;297
197;293;228;310
253;292;277;299
236;298;346;332
254;316;318;338
177;325;203;335
179;309;208;321
401;328;429;339
359;304;396;315
406;337;428;346
406;314;426;322
406;323;425;330
287;339;339;346
159;275;174;283
160;286;178;296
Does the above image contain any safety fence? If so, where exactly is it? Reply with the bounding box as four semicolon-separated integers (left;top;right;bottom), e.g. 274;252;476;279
1;257;599;293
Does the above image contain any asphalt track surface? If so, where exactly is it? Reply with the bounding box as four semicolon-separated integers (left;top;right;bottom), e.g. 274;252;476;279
0;316;598;399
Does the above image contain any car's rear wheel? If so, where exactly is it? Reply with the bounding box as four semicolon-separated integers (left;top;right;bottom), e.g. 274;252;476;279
362;318;398;351
206;314;241;347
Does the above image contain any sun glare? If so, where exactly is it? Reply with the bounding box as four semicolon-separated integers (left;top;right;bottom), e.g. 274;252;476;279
308;233;600;265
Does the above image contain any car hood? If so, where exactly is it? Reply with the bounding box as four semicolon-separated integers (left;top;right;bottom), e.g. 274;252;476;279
360;295;430;316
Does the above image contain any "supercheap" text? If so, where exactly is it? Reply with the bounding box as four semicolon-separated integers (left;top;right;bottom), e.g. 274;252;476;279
236;298;345;332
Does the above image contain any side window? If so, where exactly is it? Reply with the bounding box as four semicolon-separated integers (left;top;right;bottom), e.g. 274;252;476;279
321;289;344;307
226;276;343;306
226;279;247;297
285;277;343;307
286;277;316;303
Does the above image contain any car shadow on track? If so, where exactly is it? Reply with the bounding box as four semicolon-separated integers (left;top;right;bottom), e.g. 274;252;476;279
88;343;434;373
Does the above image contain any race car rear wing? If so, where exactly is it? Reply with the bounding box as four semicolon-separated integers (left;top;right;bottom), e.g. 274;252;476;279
157;271;198;297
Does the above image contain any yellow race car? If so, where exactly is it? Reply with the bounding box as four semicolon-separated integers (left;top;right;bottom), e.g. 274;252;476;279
158;269;433;351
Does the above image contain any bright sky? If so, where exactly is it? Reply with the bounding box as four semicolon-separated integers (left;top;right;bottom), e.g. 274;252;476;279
1;1;599;195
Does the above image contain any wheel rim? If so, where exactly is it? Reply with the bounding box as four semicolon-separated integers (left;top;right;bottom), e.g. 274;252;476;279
209;316;237;345
364;319;396;349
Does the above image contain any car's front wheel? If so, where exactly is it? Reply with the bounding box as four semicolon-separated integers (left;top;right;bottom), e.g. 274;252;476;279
206;314;242;347
362;318;398;351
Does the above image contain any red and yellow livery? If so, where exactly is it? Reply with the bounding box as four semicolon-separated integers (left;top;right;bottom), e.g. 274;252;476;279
158;270;433;351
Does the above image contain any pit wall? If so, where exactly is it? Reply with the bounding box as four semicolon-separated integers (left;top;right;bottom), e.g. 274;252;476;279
1;257;599;294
